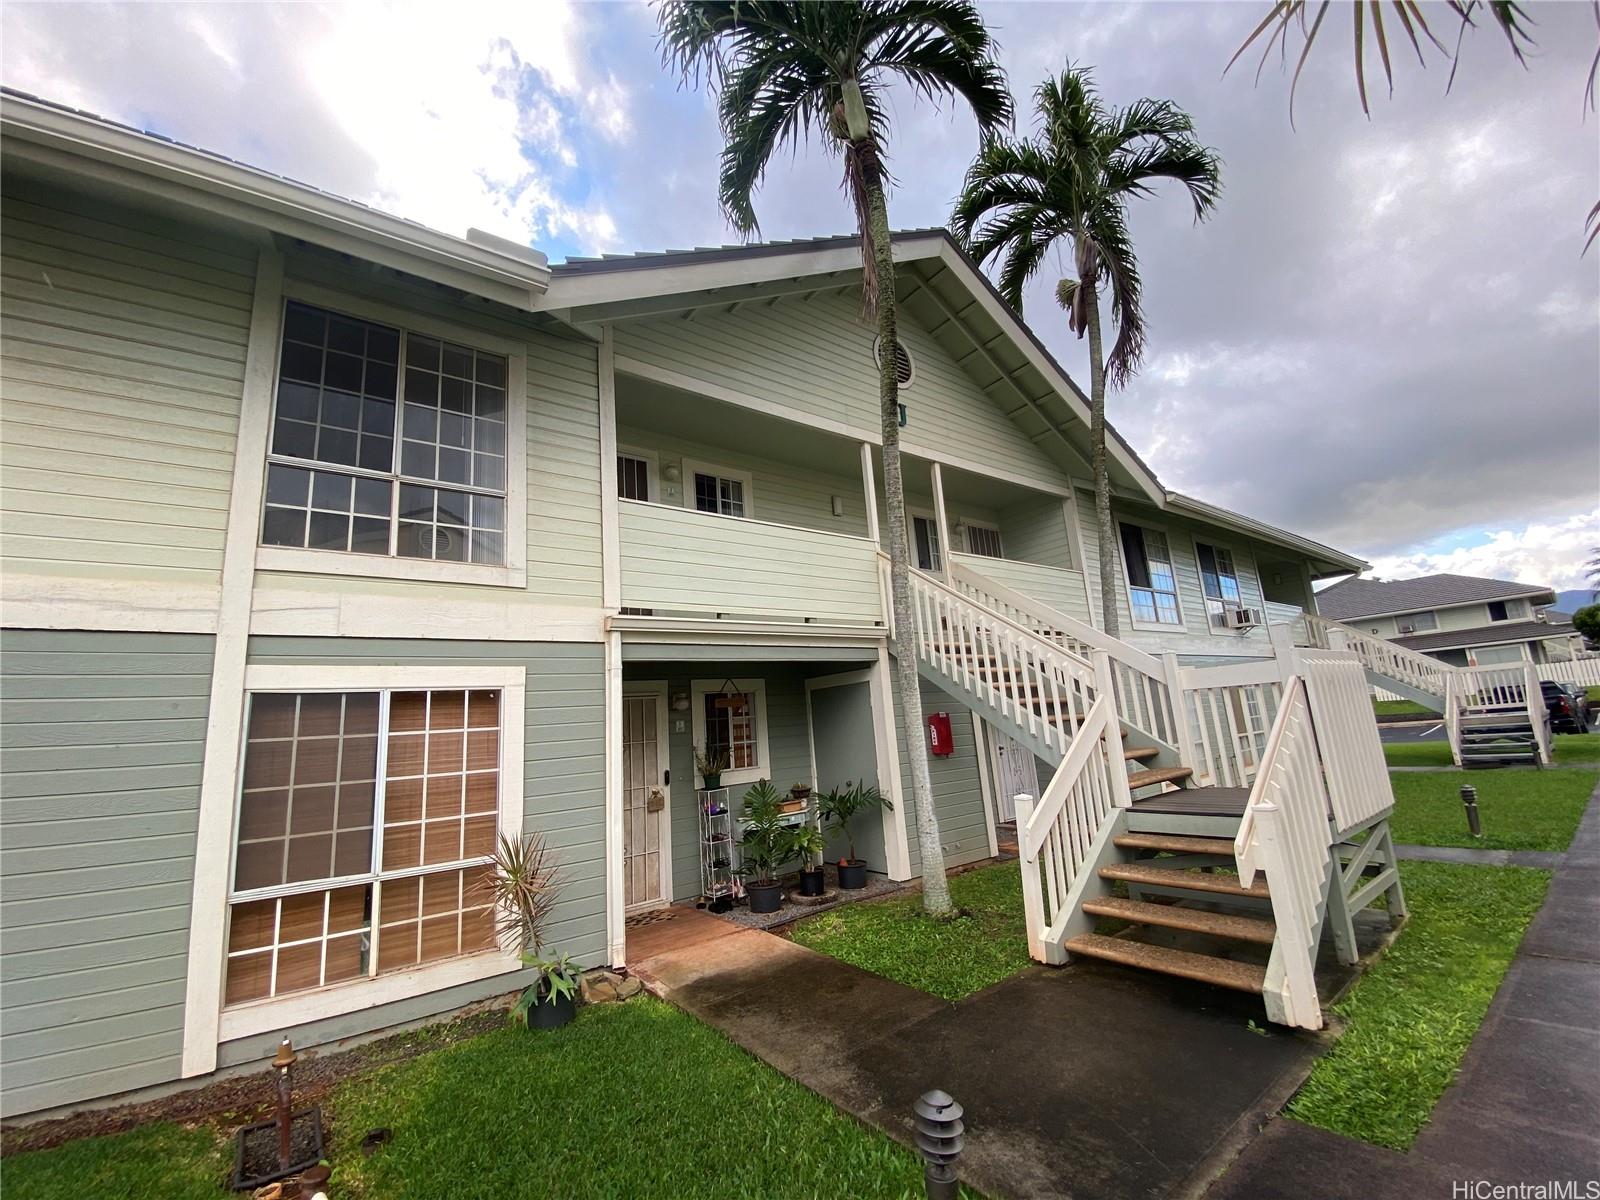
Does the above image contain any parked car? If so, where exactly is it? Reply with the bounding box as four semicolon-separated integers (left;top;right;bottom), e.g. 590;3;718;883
1541;681;1592;734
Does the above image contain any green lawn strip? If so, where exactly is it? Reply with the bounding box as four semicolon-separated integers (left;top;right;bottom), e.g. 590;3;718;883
330;998;962;1199
1552;732;1600;764
3;1121;232;1200
1374;699;1432;717
789;862;1029;1001
1388;767;1597;851
1383;733;1600;768
1287;860;1550;1149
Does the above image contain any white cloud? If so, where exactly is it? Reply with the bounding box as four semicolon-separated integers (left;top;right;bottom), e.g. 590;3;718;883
1366;510;1600;591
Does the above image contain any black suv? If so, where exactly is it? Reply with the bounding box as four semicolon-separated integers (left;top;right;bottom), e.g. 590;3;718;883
1542;680;1592;734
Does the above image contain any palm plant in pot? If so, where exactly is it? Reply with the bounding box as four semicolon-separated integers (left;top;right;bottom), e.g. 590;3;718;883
695;744;730;791
737;780;796;914
819;781;891;890
792;818;827;898
481;832;578;1030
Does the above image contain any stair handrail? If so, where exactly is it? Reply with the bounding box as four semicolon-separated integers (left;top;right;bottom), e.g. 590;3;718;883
948;560;1179;752
903;561;1099;762
1013;684;1129;959
1233;675;1331;1030
1291;612;1452;701
1524;661;1552;766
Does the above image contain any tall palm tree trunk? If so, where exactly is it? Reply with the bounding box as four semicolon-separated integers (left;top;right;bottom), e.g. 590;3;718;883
1082;276;1119;637
863;172;954;919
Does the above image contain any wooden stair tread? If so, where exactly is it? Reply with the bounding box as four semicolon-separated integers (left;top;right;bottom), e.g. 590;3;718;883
1126;766;1194;789
1066;933;1268;993
1113;832;1236;856
1083;897;1276;944
1100;862;1270;898
1122;745;1161;761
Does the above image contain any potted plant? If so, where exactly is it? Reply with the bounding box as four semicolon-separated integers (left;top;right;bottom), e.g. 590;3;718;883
792;818;827;897
695;744;730;791
737;780;796;914
818;781;891;890
789;780;813;802
512;952;581;1030
481;833;578;1030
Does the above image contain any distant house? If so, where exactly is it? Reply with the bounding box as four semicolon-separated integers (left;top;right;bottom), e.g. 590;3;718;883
1315;573;1583;667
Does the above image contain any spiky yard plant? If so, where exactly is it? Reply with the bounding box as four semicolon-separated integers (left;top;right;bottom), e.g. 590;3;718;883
658;0;1012;915
480;831;560;956
952;67;1220;636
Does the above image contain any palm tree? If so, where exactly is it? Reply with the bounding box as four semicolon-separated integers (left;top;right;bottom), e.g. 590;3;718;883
951;67;1221;637
657;1;1011;916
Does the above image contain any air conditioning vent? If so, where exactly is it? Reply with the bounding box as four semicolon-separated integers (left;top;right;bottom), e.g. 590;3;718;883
1222;607;1263;630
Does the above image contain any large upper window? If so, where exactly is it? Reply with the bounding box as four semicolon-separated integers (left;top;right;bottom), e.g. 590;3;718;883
1487;600;1511;622
1399;610;1438;633
225;688;503;1007
262;301;508;566
1196;542;1243;628
912;514;943;572
1120;523;1183;627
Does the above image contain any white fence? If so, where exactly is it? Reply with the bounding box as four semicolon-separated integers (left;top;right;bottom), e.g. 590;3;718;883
1539;658;1600;690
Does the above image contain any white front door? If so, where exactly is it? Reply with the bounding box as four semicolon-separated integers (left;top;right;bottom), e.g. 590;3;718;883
623;686;670;909
991;730;1039;823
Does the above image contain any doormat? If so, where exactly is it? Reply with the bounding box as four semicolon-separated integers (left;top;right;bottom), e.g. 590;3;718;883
625;908;681;929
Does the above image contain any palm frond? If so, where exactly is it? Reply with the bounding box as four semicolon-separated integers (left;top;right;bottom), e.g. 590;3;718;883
1584;199;1600;256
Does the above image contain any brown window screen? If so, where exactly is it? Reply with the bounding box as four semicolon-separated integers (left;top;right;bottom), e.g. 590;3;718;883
226;687;502;1008
234;692;378;892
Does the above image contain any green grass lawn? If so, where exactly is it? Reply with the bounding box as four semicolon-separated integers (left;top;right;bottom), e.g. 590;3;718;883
1374;699;1432;717
4;1000;960;1200
790;862;1029;1001
1383;732;1600;768
1388;767;1597;851
1287;860;1550;1149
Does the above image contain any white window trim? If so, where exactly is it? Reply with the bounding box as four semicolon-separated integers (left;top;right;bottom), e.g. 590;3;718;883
217;663;525;1041
691;677;770;788
255;281;529;589
909;508;943;571
960;519;1005;558
681;457;756;519
616;445;659;503
1193;537;1252;637
1117;519;1187;632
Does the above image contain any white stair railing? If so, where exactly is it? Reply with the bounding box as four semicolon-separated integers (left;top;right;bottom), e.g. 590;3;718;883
948;560;1180;753
1292;612;1452;702
1013;679;1132;961
1234;676;1332;1030
906;564;1099;761
1448;663;1550;766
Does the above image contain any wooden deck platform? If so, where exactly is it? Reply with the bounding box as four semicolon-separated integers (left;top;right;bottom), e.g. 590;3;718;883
1128;786;1250;817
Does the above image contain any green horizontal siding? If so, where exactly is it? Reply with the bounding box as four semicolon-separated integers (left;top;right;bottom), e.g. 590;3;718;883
894;670;992;877
0;630;214;1118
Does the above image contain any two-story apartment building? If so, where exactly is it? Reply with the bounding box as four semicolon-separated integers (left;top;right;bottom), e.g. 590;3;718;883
0;92;1369;1118
1315;573;1582;668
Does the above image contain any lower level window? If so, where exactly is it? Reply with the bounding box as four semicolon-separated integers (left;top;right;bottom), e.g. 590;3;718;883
225;688;502;1006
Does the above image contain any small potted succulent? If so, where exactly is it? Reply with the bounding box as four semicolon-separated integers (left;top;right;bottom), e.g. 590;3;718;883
481;832;578;1030
737;780;795;914
792;817;827;897
695;744;730;791
818;781;891;890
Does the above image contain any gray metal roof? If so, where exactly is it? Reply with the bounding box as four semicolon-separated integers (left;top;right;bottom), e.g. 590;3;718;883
1393;618;1576;653
1317;573;1554;620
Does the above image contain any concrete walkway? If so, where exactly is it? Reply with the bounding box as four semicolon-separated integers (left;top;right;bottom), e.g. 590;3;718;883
1207;785;1600;1198
633;912;1331;1200
1395;843;1565;869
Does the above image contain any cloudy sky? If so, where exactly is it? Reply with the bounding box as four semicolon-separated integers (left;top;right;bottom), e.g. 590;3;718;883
5;0;1596;587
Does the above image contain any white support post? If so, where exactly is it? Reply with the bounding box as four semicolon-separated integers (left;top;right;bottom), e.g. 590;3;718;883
598;325;620;612
1060;492;1086;575
1094;652;1136;809
1270;620;1305;686
873;643;913;880
859;441;880;545
1524;660;1551;765
1012;793;1049;962
931;461;953;583
604;630;627;965
1161;651;1195;770
971;713;999;859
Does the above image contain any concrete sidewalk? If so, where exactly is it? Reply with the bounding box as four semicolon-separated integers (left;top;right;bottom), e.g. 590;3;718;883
1208;784;1600;1198
633;912;1329;1200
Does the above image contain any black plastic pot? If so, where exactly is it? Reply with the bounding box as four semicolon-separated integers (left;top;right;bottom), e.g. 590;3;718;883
702;774;722;791
746;880;783;913
838;860;869;890
527;991;577;1030
798;867;826;897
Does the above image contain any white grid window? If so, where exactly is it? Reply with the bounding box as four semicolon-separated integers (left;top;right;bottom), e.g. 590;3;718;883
225;688;501;1007
1120;523;1183;626
618;454;651;501
704;690;759;771
262;301;508;566
694;472;746;517
964;525;1004;559
1197;543;1244;628
912;515;942;572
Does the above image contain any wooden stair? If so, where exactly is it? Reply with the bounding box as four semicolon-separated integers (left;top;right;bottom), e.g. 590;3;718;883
1064;933;1268;993
1099;861;1270;899
1122;745;1161;762
1082;896;1277;944
1125;765;1194;791
1113;832;1236;856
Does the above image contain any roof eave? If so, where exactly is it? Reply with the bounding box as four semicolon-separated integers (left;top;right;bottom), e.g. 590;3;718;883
1324;585;1558;622
1163;492;1368;575
1;92;551;310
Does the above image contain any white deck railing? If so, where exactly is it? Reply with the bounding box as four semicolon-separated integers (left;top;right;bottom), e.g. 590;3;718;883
1293;650;1396;835
1291;612;1452;702
1174;657;1285;789
1013;686;1132;960
949;560;1179;753
1540;658;1600;689
1234;676;1332;1031
618;500;883;624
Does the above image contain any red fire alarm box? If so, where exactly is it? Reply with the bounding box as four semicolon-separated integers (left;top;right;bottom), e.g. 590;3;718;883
927;711;954;756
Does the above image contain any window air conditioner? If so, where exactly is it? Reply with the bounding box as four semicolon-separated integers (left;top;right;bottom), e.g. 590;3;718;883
1398;623;1416;634
1222;607;1263;630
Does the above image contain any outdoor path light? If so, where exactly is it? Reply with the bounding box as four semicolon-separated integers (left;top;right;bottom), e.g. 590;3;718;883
1461;784;1482;838
913;1089;965;1200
